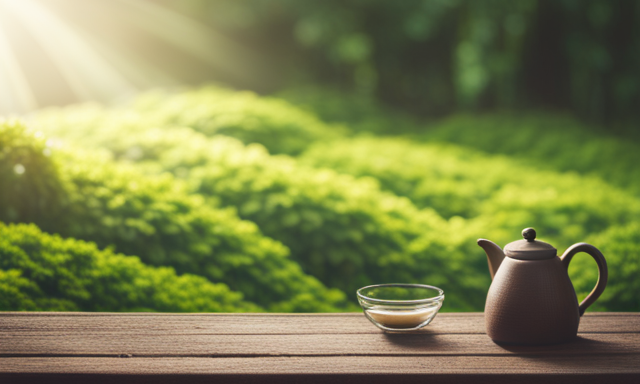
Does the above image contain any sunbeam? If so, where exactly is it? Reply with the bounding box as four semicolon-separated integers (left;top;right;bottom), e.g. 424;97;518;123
1;0;136;103
115;0;260;82
0;0;257;113
0;18;38;114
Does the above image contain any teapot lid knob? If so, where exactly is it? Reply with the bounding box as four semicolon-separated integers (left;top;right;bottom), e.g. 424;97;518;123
522;228;536;242
505;227;556;259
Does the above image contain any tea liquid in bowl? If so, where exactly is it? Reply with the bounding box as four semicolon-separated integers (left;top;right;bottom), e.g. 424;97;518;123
366;306;440;329
357;284;444;331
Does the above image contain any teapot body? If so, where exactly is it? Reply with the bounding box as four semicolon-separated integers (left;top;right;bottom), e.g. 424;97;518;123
485;256;580;345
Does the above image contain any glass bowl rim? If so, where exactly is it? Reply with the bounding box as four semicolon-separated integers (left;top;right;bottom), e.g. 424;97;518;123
357;283;444;305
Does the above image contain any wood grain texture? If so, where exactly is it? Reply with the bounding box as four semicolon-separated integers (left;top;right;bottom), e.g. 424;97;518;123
1;312;637;334
0;312;638;384
3;355;640;374
4;332;640;357
1;356;639;384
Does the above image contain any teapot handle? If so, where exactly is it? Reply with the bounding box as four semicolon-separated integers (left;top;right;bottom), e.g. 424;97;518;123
560;243;608;316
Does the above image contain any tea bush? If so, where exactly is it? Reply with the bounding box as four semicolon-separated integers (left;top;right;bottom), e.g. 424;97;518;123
277;86;422;135
0;120;66;224
301;137;507;218
24;88;640;312
422;113;640;196
29;112;489;309
278;91;640;197
300;136;640;243
0;121;349;312
577;223;640;311
299;136;640;311
34;86;346;156
0;222;259;312
184;139;451;293
0;269;75;311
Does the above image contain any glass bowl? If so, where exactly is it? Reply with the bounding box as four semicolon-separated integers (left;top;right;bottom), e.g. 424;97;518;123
357;284;444;332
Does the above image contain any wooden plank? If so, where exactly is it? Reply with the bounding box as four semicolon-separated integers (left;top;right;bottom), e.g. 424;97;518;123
1;312;637;335
0;313;481;335
1;313;639;383
1;355;639;374
3;332;640;357
2;374;637;384
1;356;639;384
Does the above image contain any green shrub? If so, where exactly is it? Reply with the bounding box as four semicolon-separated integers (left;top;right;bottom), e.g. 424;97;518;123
186;138;443;291
422;113;640;196
0;121;349;312
301;137;503;218
29;90;640;312
31;117;433;288
30;112;488;309
0;269;75;311
300;136;640;243
300;135;640;311
0;119;66;224
277;86;422;135
34;86;346;156
571;223;640;312
0;222;260;312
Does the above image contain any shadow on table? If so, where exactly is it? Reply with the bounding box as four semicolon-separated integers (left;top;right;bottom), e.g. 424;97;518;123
381;330;449;350
494;335;611;352
493;336;618;368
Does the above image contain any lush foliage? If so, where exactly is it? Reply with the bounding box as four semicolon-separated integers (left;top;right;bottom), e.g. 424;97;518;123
0;222;259;312
32;105;488;309
131;87;347;155
34;86;344;157
279;88;640;198
165;0;640;123
0;120;65;224
0;121;349;312
300;136;640;232
4;85;638;313
421;113;640;196
298;135;640;311
277;86;422;135
581;223;640;311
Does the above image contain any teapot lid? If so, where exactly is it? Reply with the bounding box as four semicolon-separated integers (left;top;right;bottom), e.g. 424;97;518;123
504;228;556;260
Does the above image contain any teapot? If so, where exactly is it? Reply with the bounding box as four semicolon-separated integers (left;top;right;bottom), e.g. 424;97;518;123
478;228;608;345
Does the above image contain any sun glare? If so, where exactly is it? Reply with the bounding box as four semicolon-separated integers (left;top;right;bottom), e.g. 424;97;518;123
0;0;255;115
2;0;135;104
0;14;37;113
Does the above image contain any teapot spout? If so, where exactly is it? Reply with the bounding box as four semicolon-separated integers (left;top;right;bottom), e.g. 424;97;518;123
478;239;505;280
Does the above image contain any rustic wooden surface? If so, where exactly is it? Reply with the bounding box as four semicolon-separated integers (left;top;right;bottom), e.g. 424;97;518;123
1;312;639;383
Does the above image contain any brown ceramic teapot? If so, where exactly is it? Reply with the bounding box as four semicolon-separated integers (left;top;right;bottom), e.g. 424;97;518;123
478;228;608;345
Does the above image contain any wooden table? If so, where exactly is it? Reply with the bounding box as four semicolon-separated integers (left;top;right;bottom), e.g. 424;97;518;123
1;312;639;383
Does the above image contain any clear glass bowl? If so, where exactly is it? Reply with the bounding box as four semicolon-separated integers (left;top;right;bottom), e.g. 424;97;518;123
357;284;444;332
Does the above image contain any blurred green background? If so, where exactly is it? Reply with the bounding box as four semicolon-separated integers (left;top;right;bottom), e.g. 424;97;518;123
0;0;638;312
166;0;640;125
